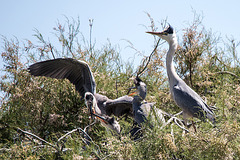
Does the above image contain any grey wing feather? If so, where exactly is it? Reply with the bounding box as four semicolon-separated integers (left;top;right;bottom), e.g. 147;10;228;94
173;82;214;121
104;95;133;117
28;58;96;97
134;103;152;125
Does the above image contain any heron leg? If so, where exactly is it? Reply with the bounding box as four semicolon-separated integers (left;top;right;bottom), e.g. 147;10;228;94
182;111;188;126
192;120;197;133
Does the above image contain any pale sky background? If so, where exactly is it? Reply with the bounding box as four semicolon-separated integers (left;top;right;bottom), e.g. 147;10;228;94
0;0;239;73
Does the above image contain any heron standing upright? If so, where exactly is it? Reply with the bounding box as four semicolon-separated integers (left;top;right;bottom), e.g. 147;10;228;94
147;25;215;127
28;58;134;133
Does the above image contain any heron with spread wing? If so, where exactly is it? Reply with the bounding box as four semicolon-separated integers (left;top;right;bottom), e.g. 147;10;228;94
28;58;134;134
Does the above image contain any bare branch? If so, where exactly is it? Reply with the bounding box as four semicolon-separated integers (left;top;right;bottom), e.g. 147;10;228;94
211;71;240;79
58;127;92;144
137;38;162;76
15;127;60;152
160;111;189;132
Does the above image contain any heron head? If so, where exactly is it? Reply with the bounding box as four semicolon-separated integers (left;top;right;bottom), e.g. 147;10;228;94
90;110;121;134
134;77;147;100
129;76;147;100
84;92;96;119
102;116;121;134
146;25;175;42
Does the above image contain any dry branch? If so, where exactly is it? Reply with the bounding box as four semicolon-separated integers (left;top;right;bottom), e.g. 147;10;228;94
15;127;60;152
137;38;162;76
212;71;240;79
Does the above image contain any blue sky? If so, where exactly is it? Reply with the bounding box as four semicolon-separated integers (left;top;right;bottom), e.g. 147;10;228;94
0;0;239;67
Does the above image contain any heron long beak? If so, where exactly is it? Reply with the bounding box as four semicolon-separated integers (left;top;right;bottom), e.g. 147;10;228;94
86;103;94;119
128;91;138;96
91;112;108;124
146;31;167;36
127;86;137;95
127;86;137;96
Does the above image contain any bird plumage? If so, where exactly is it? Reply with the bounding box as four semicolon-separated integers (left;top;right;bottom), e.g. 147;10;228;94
84;92;120;134
28;58;133;133
147;25;215;124
131;77;165;126
28;58;96;97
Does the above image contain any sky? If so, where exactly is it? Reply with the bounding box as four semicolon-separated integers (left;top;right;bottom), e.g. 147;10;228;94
0;0;240;70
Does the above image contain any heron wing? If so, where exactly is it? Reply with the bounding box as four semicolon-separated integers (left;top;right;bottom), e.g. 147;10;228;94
104;95;133;117
28;58;96;97
134;102;153;125
172;81;214;120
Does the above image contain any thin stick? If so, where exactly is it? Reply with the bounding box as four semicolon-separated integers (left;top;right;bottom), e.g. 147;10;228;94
160;113;189;132
58;127;91;143
174;117;189;132
123;38;162;86
15;127;59;152
211;71;240;79
137;38;161;76
49;43;55;59
89;19;94;56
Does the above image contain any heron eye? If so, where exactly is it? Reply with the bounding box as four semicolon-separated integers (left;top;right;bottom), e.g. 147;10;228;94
134;80;140;86
86;95;93;101
108;117;114;124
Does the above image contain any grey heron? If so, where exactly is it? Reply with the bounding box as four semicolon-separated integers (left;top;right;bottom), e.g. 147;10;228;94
130;77;165;139
130;77;165;125
84;92;120;134
147;25;215;126
28;58;133;133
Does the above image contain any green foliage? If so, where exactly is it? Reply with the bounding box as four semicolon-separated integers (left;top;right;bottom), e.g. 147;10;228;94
1;14;240;159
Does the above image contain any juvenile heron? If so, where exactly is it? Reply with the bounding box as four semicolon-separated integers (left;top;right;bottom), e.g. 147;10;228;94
130;77;165;125
84;92;120;134
147;25;215;126
130;77;165;139
28;58;133;133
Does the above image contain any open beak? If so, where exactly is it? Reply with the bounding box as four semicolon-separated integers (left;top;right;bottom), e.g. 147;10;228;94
127;86;137;95
128;86;139;97
128;91;138;97
146;31;167;36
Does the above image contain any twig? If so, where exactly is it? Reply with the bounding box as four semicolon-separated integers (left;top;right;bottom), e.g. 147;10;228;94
15;127;60;152
137;38;162;76
160;111;189;132
102;152;115;160
173;117;189;132
57;123;102;158
123;37;163;86
84;121;96;132
89;19;94;56
57;122;96;147
49;43;55;59
170;123;175;145
84;122;103;157
0;148;12;153
115;79;119;98
211;71;240;79
173;111;183;117
58;127;91;143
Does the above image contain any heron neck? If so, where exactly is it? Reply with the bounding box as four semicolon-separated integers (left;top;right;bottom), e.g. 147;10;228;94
166;38;181;88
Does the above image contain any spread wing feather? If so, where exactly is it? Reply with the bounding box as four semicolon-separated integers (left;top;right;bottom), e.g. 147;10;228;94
28;58;96;98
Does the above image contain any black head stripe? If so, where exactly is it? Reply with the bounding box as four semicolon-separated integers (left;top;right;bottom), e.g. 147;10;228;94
164;25;174;34
86;94;93;101
108;117;114;124
134;76;142;86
